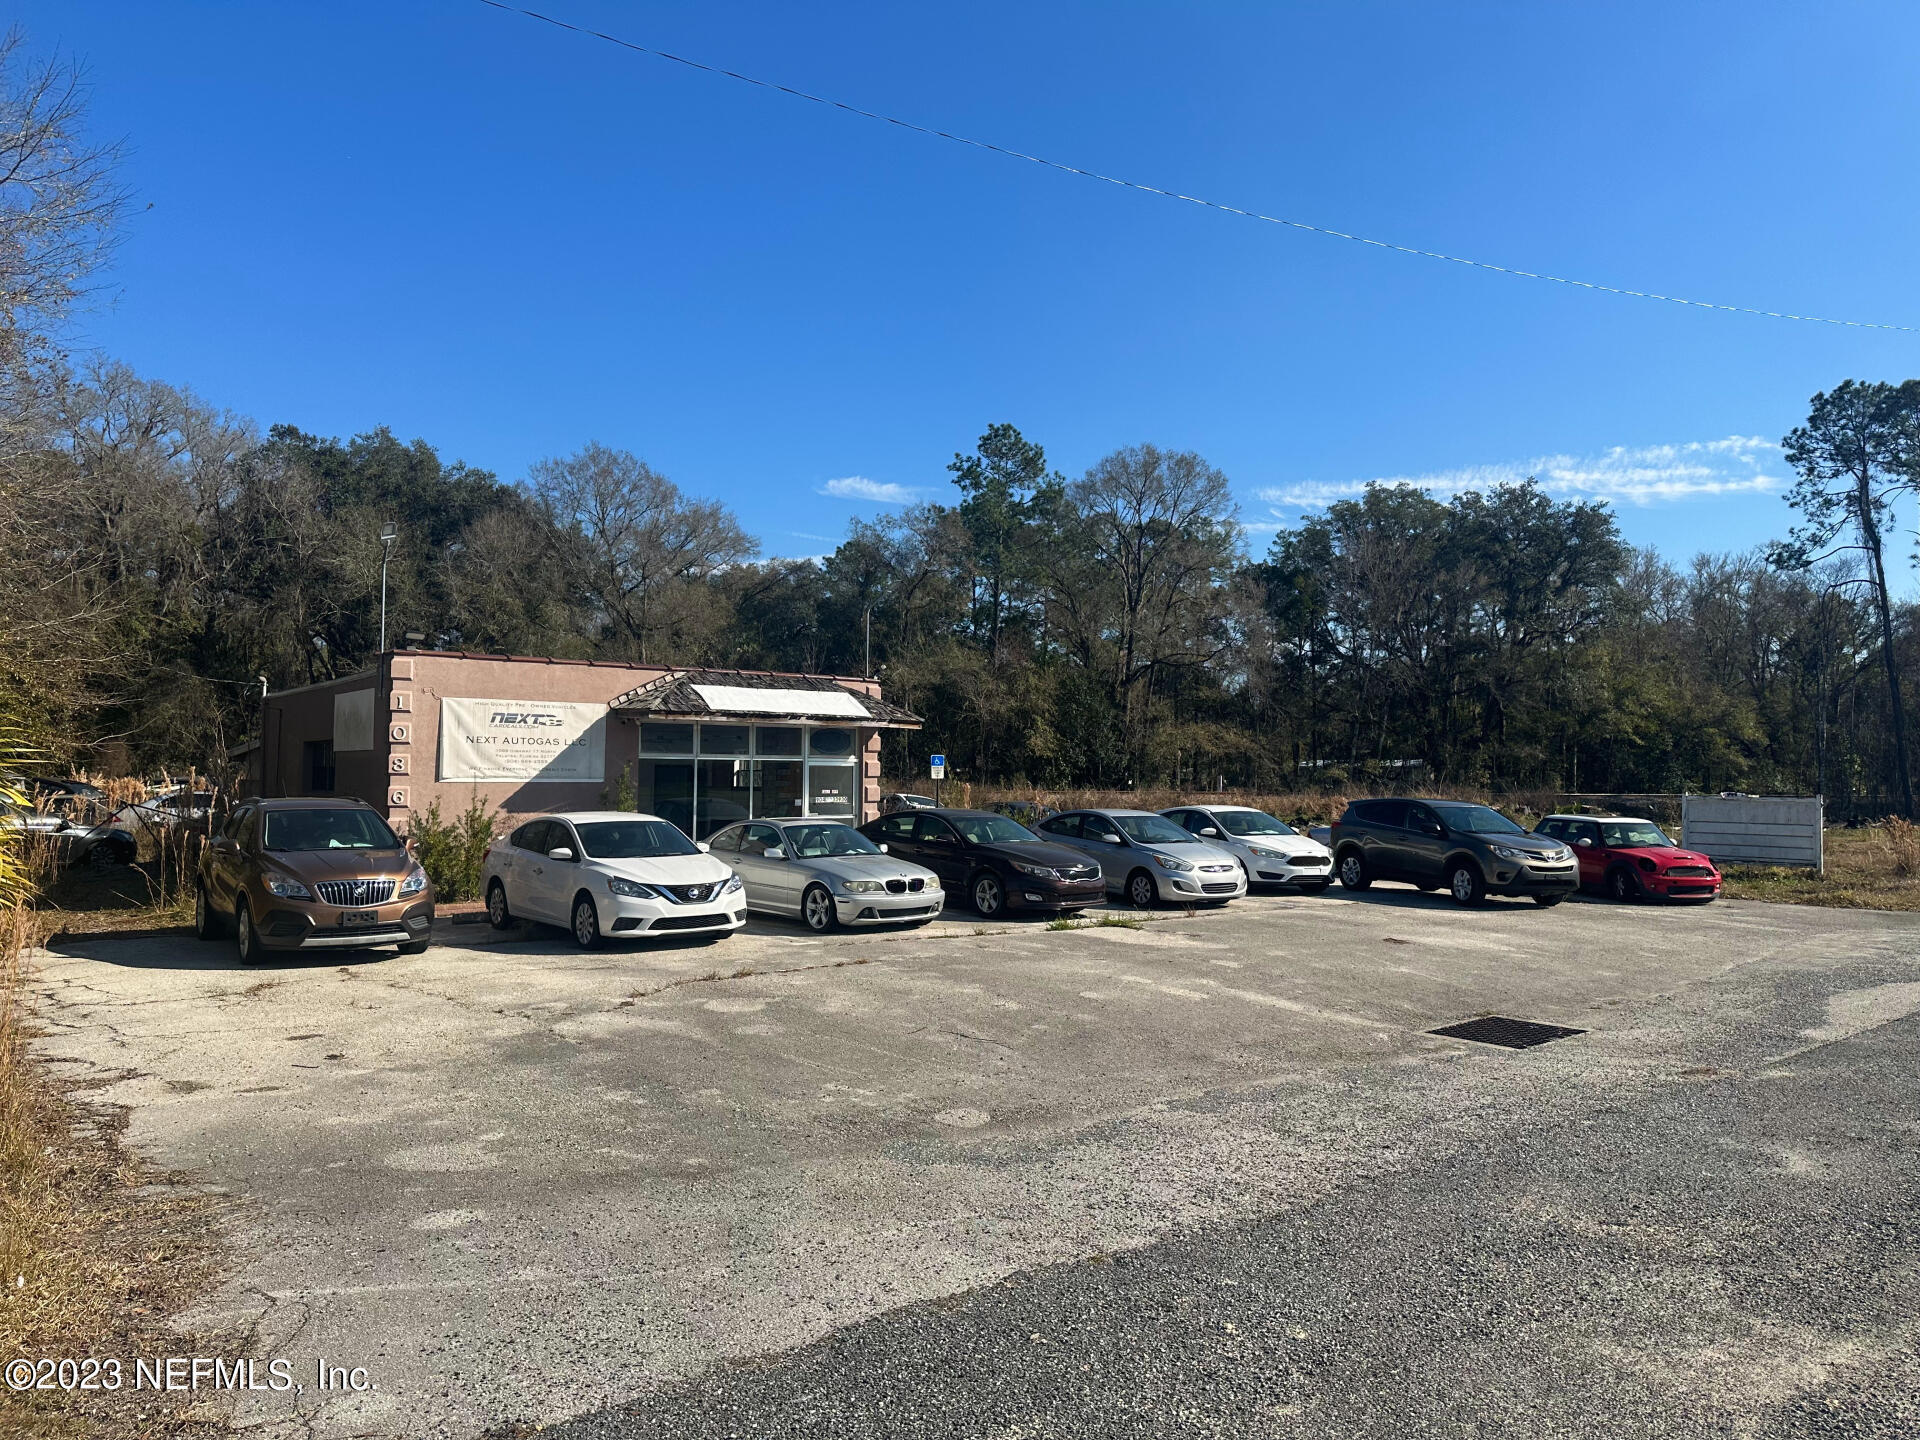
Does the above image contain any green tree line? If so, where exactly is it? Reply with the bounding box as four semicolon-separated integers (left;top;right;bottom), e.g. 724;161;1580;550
5;28;1919;815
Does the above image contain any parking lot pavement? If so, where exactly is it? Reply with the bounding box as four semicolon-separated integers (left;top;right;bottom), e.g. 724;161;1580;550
26;890;1920;1438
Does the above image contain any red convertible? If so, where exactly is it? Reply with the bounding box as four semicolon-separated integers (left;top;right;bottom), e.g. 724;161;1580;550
1533;814;1721;902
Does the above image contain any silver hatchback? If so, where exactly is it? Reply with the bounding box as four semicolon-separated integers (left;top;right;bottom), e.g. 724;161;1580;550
1034;809;1247;908
708;818;945;932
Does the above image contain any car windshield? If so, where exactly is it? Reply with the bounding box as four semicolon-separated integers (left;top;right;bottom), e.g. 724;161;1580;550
1214;810;1296;838
952;814;1040;845
1601;821;1673;848
575;820;700;859
263;809;400;851
1431;803;1526;836
1113;813;1198;846
784;823;881;858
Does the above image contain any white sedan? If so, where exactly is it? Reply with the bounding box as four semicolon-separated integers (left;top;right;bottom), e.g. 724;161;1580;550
482;811;746;948
1159;804;1334;890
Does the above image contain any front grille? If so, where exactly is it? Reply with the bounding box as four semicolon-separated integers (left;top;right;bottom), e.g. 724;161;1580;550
1665;865;1714;877
1670;885;1715;896
883;877;927;894
1199;864;1236;874
316;879;395;907
650;913;732;930
661;882;718;904
1201;882;1239;894
1289;854;1330;867
1063;866;1101;881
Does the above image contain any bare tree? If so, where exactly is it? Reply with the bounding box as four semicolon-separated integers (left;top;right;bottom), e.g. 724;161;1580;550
528;443;753;663
0;27;127;464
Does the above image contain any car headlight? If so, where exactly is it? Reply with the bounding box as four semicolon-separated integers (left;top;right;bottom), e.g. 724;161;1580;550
1246;846;1285;859
722;872;743;894
840;878;886;893
265;875;313;899
607;876;659;899
1150;853;1194;872
1012;861;1056;878
1490;845;1530;862
397;864;428;897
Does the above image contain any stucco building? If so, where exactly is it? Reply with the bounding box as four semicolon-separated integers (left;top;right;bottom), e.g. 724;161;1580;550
247;651;921;836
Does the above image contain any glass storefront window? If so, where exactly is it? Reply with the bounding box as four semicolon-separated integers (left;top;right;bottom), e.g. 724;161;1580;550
755;726;802;756
641;723;694;755
630;721;862;831
636;759;694;834
698;724;750;755
807;761;858;818
809;728;856;758
753;760;805;819
696;758;753;837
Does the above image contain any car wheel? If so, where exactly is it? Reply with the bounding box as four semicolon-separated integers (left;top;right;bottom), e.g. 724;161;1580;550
1448;863;1485;907
971;871;1005;918
1126;870;1157;909
1608;867;1641;902
802;883;839;932
1337;852;1370;890
1532;894;1565;908
193;884;221;940
235;901;263;965
570;893;601;949
486;879;512;930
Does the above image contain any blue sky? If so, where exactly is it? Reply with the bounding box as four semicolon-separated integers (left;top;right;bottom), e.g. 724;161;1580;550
22;0;1920;564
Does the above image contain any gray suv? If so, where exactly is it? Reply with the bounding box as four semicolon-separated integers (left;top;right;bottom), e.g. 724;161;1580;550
1330;799;1576;906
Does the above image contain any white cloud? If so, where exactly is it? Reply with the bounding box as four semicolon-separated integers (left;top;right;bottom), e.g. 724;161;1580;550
820;475;914;504
1259;436;1783;513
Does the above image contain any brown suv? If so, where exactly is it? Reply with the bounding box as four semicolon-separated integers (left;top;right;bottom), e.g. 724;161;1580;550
195;797;433;962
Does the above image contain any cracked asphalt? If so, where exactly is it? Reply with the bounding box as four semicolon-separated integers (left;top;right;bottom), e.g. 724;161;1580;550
25;890;1920;1438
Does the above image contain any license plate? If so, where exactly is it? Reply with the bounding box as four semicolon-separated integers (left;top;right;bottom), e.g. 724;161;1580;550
341;909;378;927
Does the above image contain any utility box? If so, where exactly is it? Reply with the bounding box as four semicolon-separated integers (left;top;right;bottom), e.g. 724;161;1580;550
1681;794;1823;871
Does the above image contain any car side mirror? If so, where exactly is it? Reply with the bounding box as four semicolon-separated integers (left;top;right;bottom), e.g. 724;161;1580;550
1576;837;1593;847
696;841;712;853
765;847;787;860
878;842;888;853
1199;827;1219;837
1105;834;1126;846
546;846;574;862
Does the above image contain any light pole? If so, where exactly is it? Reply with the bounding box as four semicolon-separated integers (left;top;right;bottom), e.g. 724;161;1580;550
378;522;399;652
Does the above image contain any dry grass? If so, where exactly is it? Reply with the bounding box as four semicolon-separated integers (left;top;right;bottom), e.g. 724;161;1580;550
1721;824;1920;911
0;905;231;1438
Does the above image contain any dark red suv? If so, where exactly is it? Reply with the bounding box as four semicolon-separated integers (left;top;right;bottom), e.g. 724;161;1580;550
1533;814;1721;902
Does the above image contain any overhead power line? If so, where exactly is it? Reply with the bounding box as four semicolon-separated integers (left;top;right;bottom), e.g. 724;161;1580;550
475;1;1914;335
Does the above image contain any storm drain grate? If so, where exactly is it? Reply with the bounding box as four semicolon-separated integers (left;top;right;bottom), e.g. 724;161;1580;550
1429;1015;1586;1049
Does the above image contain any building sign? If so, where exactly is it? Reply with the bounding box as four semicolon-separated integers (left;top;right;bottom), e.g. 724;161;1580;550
438;698;607;782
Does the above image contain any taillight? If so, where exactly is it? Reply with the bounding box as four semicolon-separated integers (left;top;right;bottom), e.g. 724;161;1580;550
482;845;492;864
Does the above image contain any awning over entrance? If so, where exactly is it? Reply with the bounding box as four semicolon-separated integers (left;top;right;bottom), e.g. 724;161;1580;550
608;669;922;729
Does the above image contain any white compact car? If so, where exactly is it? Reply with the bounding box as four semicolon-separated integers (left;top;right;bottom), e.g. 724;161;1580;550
482;811;746;948
1160;804;1334;890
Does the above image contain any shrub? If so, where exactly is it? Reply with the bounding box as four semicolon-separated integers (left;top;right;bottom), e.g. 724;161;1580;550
409;794;497;902
1882;817;1920;877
